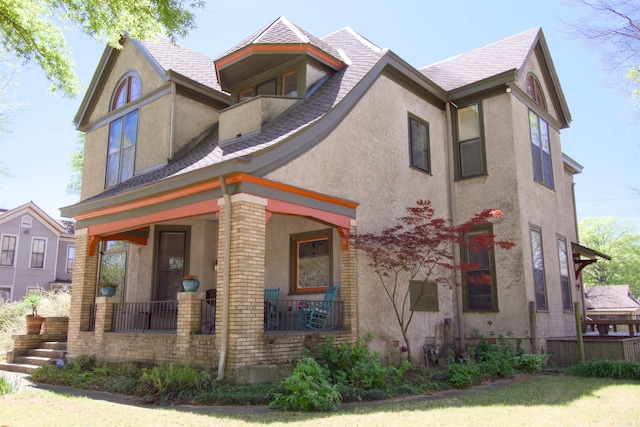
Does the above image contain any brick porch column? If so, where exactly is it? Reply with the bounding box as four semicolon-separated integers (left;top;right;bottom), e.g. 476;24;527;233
340;219;358;341
67;229;99;355
176;291;205;361
94;296;115;353
216;194;267;377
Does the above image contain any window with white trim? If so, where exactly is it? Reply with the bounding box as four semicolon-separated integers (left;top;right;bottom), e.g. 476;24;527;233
30;238;46;269
66;246;75;274
0;235;17;266
454;102;486;178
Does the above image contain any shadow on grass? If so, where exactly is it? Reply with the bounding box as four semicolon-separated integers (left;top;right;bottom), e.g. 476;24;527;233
27;373;640;424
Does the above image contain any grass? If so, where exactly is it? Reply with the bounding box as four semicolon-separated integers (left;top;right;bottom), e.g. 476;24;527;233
1;374;639;426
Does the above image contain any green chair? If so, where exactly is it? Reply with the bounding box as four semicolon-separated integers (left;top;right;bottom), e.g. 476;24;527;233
264;288;280;331
306;285;340;331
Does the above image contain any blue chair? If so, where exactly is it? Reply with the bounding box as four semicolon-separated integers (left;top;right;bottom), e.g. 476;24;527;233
264;288;280;331
306;285;340;331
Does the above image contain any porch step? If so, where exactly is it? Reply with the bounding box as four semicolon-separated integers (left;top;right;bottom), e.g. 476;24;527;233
0;341;67;375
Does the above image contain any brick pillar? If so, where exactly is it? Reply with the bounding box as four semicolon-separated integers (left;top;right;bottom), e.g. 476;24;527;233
176;291;205;361
67;229;99;355
340;220;358;341
216;194;267;377
94;296;115;352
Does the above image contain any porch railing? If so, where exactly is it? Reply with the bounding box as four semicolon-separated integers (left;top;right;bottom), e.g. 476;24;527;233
112;300;178;332
200;297;216;334
87;303;97;332
265;299;344;332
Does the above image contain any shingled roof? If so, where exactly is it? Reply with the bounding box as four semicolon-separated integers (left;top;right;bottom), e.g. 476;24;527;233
420;27;540;92
585;285;640;312
84;24;385;201
216;16;344;65
139;38;222;92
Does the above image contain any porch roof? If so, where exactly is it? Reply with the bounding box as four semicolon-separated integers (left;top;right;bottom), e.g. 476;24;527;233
82;173;357;255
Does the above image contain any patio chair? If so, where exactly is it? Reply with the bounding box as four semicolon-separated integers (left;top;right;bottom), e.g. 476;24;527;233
306;285;340;331
264;288;280;331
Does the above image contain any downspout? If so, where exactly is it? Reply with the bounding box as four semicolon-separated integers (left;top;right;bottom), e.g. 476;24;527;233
445;101;466;353
216;175;231;381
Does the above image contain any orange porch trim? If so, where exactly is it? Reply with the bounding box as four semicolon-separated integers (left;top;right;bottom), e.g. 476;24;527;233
228;173;358;210
74;180;221;222
88;199;218;241
267;199;352;230
216;44;345;72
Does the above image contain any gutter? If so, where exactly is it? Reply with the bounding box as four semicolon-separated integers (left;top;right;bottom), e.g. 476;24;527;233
216;175;231;381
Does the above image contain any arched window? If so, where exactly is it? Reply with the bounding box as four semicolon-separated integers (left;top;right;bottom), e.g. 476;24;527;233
526;73;546;110
106;73;141;188
111;74;141;110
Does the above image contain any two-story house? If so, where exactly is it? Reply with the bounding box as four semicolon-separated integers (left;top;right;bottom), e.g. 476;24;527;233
61;17;593;382
0;202;75;301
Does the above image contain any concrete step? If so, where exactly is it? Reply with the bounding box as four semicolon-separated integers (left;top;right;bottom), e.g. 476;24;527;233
0;362;40;375
14;356;57;367
28;348;66;359
40;342;67;351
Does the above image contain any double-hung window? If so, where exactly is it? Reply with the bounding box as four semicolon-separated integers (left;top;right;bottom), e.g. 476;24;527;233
530;227;548;311
529;111;554;188
66;246;75;274
0;235;16;266
454;102;485;178
408;115;430;173
526;73;553;188
463;228;497;311
30;238;46;269
106;73;141;188
557;236;573;311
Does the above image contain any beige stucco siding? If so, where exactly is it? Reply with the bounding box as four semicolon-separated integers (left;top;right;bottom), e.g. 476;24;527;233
174;94;220;153
86;41;165;125
135;96;172;172
454;92;530;339
81;126;109;199
265;74;454;357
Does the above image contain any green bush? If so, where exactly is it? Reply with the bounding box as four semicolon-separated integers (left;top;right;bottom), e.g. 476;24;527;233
318;333;407;391
140;362;211;403
269;356;342;412
566;360;640;380
447;360;483;388
194;383;276;406
513;354;549;373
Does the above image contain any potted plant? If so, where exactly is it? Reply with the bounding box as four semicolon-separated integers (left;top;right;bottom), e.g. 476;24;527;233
23;291;44;334
182;274;200;292
99;282;118;297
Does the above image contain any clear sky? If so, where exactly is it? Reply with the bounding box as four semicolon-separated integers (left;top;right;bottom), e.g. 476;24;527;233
0;0;638;227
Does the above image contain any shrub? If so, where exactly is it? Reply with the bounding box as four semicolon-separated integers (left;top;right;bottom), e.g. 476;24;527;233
447;360;483;388
269;356;342;412
318;334;406;391
140;362;211;404
513;354;549;373
566;360;640;380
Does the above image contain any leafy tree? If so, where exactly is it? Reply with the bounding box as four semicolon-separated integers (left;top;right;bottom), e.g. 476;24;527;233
578;217;640;295
66;133;84;197
352;200;515;362
566;0;640;98
0;0;203;98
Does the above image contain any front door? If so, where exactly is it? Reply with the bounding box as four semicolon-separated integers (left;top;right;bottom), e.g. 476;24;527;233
155;229;189;301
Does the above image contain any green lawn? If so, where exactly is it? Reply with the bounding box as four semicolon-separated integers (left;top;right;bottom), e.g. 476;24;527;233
1;374;639;426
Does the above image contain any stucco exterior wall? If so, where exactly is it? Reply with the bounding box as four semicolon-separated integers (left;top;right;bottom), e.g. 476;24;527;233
174;95;220;153
135;96;172;172
265;74;454;358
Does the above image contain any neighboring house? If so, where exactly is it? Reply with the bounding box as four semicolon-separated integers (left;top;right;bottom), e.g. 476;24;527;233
585;285;640;319
0;202;75;302
61;17;596;381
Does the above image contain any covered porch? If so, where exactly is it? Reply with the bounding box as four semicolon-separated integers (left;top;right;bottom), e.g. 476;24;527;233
64;173;358;381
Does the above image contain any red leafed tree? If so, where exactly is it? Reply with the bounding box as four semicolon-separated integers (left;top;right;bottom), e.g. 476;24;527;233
352;200;515;362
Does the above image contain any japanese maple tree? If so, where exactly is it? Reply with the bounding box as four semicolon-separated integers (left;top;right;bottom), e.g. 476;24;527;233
352;200;515;362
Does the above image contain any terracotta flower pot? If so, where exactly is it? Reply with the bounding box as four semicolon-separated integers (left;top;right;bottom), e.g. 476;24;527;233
26;315;44;334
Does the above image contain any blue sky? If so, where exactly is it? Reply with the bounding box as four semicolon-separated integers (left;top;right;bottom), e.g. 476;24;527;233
0;0;638;227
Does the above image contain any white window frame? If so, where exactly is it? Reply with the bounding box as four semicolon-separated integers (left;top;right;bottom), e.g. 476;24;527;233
30;237;47;269
0;234;17;267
